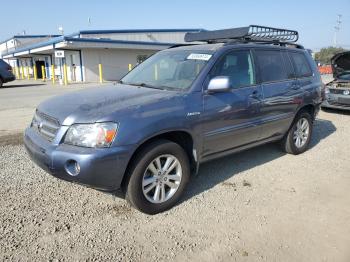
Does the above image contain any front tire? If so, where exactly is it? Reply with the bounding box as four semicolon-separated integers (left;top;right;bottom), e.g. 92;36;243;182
0;78;3;87
281;111;313;155
125;139;190;214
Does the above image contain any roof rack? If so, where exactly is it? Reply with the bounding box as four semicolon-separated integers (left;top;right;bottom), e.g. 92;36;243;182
185;25;300;47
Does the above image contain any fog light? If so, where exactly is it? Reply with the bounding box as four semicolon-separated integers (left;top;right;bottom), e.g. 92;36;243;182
65;160;80;176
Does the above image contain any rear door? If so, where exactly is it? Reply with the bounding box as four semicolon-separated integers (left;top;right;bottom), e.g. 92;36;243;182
254;48;301;140
288;51;315;102
201;49;263;156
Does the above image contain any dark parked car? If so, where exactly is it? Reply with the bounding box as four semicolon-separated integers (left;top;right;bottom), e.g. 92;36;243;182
24;26;323;214
0;59;15;87
322;51;350;110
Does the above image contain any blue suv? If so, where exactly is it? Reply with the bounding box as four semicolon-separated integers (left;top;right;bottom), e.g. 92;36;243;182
24;26;323;214
0;59;15;87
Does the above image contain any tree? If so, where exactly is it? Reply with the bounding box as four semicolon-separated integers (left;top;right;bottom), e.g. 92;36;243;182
314;47;347;65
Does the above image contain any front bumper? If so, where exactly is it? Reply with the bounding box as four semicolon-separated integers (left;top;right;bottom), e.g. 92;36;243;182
322;93;350;111
24;127;135;191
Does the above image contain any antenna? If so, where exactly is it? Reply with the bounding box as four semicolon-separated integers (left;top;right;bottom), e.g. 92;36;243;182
334;14;342;47
88;17;92;27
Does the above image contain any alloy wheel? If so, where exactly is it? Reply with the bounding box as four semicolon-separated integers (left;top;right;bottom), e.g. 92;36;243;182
142;154;182;204
293;118;310;148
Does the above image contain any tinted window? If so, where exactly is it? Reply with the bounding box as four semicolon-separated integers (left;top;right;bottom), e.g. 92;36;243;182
255;50;288;82
210;50;255;88
281;52;295;79
289;52;312;78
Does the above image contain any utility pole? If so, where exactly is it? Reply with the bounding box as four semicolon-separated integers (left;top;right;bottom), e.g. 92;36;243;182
334;14;342;47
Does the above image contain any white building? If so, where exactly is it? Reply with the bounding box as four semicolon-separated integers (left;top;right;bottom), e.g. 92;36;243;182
1;29;202;83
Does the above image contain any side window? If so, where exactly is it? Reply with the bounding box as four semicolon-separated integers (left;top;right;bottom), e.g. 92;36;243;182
281;51;295;79
255;50;288;82
210;50;255;88
289;52;313;78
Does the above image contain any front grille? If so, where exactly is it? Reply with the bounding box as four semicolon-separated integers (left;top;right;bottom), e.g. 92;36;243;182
328;101;350;108
32;111;60;141
329;88;345;94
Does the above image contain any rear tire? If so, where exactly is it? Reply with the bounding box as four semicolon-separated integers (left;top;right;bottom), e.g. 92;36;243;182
125;139;190;214
0;78;3;87
281;111;313;155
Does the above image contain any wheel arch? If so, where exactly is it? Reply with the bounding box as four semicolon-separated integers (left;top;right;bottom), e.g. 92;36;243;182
120;130;197;192
297;104;316;121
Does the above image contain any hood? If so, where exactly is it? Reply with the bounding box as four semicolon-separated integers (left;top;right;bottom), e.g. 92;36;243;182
331;51;350;80
37;84;176;125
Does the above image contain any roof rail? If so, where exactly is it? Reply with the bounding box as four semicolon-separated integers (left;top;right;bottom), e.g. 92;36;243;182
185;25;299;45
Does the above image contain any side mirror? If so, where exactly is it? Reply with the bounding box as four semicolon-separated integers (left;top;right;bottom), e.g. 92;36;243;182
207;76;231;93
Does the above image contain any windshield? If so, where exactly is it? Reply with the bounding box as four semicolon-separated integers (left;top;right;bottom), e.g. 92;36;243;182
121;50;214;90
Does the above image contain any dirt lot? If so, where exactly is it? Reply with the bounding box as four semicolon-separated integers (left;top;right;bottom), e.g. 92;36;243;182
0;80;349;261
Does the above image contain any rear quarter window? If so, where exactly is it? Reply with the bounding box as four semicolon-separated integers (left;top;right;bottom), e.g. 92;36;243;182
255;50;288;83
289;52;313;78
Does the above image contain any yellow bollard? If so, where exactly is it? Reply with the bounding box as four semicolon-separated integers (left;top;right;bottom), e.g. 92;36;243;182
15;67;20;79
33;65;37;80
128;64;132;71
26;66;30;80
41;65;46;81
63;64;68;86
21;66;24;79
154;64;158;80
98;63;103;84
51;65;55;84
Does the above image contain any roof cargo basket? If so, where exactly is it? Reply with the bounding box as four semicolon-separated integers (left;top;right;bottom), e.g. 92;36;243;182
185;25;299;44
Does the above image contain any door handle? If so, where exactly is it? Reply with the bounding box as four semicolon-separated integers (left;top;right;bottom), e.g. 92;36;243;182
291;84;301;90
249;90;261;100
291;81;301;90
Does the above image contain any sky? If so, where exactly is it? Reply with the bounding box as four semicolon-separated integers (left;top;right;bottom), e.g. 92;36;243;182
0;0;349;50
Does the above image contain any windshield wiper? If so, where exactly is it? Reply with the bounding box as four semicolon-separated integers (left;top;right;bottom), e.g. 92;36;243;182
123;82;166;90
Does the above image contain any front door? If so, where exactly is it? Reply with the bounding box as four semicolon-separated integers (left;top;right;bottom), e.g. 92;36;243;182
201;49;263;156
35;61;45;79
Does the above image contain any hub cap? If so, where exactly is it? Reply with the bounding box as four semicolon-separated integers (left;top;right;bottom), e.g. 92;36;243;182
142;154;182;204
293;118;310;148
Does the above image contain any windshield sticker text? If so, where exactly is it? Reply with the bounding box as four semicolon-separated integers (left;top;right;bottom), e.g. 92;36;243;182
187;54;212;61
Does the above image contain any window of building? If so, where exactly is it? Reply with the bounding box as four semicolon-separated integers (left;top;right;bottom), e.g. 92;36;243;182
137;55;149;64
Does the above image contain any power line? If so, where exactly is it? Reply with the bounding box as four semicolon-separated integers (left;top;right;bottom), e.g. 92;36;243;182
334;14;342;47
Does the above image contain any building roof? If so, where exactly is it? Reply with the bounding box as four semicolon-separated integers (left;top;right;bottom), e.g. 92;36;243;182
1;29;204;57
0;35;62;45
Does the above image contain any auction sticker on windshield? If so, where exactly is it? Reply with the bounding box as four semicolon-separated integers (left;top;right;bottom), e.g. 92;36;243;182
187;53;212;61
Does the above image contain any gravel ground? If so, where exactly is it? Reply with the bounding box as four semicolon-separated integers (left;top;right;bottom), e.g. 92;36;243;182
0;109;349;261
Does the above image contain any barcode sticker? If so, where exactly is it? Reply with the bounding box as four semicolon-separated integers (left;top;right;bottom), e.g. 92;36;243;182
187;53;212;61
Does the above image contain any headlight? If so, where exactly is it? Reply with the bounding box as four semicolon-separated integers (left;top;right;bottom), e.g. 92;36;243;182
325;86;330;94
64;122;118;148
